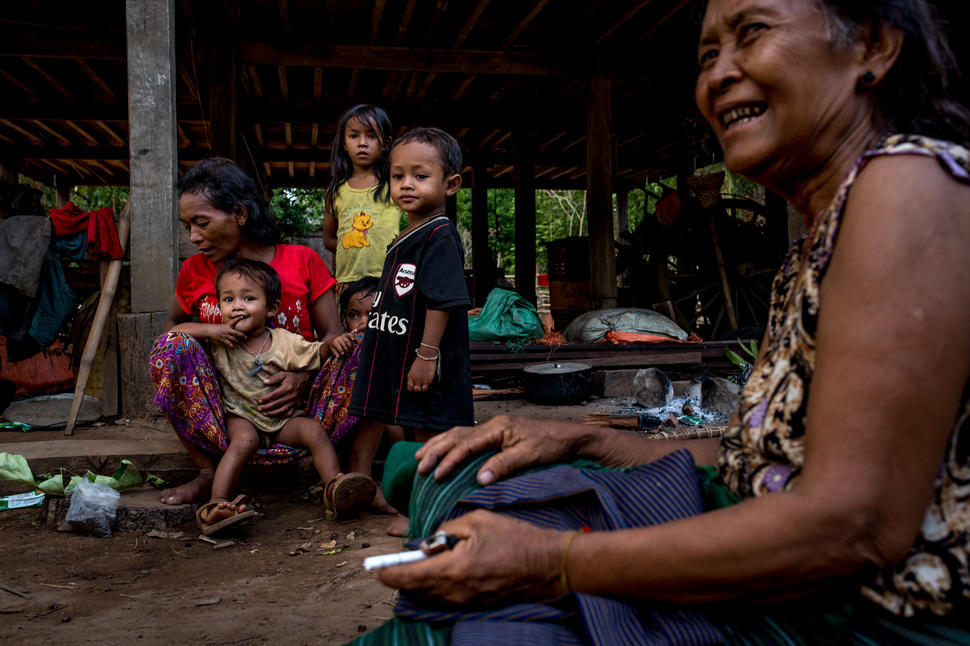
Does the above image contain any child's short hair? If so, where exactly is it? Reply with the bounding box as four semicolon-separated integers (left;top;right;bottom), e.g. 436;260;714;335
215;258;282;306
339;276;379;314
391;127;463;176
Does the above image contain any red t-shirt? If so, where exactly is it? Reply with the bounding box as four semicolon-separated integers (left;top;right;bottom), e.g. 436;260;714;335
176;244;335;341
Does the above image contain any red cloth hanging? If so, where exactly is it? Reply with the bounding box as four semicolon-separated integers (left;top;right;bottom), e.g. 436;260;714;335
48;202;123;259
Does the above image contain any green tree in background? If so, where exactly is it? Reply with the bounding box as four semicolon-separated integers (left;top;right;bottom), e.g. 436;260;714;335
270;187;327;241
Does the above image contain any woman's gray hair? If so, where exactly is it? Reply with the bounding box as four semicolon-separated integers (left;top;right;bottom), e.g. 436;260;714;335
815;0;970;143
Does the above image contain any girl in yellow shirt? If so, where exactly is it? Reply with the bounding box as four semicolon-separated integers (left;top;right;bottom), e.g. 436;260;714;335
323;105;404;295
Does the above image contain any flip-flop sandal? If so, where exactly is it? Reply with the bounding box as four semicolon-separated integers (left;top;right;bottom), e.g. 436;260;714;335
196;494;258;536
325;473;376;521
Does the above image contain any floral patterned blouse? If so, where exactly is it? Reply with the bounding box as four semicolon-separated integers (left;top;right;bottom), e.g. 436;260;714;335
719;135;970;618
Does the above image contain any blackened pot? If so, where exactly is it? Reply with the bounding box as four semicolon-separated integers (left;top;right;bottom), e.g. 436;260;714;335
523;362;592;405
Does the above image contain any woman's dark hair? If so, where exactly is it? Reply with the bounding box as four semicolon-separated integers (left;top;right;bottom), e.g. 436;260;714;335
816;0;970;143
215;257;282;307
339;275;379;315
179;157;279;245
326;104;394;211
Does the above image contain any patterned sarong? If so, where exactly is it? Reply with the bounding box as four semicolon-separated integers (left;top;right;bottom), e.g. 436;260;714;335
150;330;359;465
305;330;364;445
358;449;723;646
352;447;970;646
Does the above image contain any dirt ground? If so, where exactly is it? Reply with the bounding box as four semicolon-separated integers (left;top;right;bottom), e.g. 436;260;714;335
0;398;605;646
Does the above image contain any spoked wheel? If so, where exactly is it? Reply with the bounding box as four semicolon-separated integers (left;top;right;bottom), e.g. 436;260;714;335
658;197;781;340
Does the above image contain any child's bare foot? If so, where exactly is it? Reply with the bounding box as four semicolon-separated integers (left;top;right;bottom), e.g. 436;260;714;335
386;515;408;537
195;494;257;535
159;470;213;505
202;498;239;524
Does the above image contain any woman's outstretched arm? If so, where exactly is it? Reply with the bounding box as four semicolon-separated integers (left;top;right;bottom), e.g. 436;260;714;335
381;155;970;604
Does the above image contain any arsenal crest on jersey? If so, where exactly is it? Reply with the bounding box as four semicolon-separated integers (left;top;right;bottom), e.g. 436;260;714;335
393;263;417;297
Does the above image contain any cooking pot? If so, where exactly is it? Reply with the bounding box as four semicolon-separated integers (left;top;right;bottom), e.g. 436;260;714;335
523;362;592;405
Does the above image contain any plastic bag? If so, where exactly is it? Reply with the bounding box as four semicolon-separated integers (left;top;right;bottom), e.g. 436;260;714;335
468;288;543;345
563;308;688;344
65;477;121;537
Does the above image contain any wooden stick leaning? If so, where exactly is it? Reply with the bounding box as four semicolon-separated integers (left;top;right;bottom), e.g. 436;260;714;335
65;200;131;436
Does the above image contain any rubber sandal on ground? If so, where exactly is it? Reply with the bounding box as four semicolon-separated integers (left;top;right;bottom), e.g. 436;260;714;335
196;494;258;536
325;473;376;521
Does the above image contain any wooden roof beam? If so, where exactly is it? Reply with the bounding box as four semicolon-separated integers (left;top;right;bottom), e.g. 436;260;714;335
369;0;387;43
239;43;573;76
21;57;74;103
30;120;70;146
394;0;418;46
177;63;200;100
177;124;193;147
95;121;126;147
278;0;291;39
0;67;39;102
64;120;99;146
587;0;655;51
277;65;288;100
0;119;43;145
452;0;548;102
501;0;551;49
640;0;694;40
75;59;117;103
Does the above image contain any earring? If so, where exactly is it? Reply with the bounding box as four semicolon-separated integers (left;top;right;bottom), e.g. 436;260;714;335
861;70;876;86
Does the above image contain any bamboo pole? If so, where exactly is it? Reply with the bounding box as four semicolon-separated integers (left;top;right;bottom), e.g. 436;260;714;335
65;200;131;435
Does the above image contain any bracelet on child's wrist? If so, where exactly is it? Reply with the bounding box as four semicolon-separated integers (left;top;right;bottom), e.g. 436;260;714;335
414;348;440;361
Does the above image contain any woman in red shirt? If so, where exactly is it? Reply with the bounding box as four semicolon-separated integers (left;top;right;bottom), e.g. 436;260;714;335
151;157;343;505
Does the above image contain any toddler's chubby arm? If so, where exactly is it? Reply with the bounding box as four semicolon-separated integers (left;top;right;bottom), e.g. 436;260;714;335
164;295;245;347
407;309;449;393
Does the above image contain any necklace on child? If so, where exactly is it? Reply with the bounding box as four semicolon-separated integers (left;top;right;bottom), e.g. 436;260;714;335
240;331;270;376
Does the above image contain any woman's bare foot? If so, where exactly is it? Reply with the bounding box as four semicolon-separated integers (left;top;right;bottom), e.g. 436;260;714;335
386;515;408;537
369;486;399;515
159;470;214;505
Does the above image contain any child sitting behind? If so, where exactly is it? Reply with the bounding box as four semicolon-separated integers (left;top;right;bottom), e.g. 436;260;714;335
184;258;375;533
348;128;474;524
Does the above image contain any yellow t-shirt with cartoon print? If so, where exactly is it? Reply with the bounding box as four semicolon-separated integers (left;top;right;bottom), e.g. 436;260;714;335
332;182;403;284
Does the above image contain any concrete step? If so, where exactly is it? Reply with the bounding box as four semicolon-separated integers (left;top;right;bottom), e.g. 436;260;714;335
0;418;194;495
43;487;196;534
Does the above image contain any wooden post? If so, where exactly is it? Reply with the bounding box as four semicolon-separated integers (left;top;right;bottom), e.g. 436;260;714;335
446;193;458;224
0;159;17;183
118;312;170;417
471;164;493;306
616;189;629;234
55;183;71;208
514;131;537;305
126;0;179;314
586;73;618;309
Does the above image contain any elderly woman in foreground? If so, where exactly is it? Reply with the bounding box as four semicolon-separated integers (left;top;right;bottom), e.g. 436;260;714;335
357;0;970;643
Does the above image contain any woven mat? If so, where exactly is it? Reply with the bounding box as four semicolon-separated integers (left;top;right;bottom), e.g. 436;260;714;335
644;425;725;441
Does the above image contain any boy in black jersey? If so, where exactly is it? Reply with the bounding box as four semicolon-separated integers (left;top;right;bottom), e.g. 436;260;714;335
348;128;473;522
